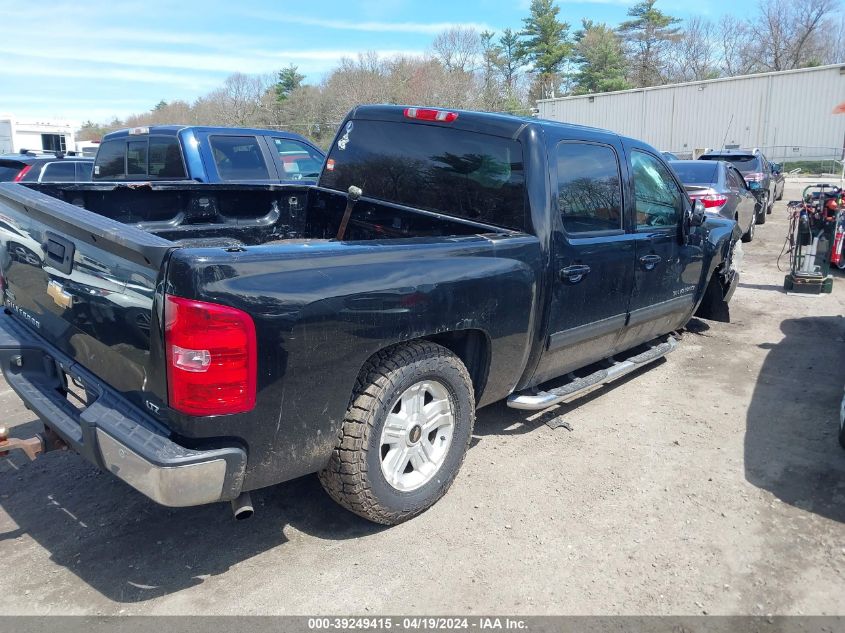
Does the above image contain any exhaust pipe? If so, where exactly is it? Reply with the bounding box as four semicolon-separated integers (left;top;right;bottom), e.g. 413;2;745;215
231;492;254;520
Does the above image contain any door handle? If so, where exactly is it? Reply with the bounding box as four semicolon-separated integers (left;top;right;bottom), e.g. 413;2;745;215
560;264;591;283
639;254;662;271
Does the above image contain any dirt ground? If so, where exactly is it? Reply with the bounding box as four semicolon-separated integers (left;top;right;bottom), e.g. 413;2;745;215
0;180;843;616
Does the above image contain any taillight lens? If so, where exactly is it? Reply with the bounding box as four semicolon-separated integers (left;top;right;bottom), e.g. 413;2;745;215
403;107;458;122
690;194;728;209
12;165;32;182
164;295;256;416
744;172;765;182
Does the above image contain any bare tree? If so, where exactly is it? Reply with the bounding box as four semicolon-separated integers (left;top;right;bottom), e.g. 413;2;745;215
718;15;759;76
751;0;837;70
432;27;481;73
669;17;719;81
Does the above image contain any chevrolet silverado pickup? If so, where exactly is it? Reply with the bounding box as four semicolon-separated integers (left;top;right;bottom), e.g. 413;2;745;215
0;106;741;525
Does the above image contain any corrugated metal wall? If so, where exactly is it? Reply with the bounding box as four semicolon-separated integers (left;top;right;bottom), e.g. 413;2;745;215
538;65;845;158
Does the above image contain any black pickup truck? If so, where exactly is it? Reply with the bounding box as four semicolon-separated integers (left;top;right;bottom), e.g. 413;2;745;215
0;106;741;525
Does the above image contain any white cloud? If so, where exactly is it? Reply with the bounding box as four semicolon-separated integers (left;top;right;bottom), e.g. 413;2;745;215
243;12;495;35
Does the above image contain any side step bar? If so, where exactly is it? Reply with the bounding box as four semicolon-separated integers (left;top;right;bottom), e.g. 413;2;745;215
507;336;678;411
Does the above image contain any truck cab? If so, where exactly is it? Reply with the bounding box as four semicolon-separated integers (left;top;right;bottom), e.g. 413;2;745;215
92;125;325;184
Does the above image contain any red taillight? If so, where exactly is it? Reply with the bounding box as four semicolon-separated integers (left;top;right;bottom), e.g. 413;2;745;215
403;107;458;123
12;165;32;182
164;295;256;416
690;194;728;209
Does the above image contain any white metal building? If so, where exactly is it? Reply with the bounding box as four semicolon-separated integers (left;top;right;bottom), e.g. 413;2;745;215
0;115;77;155
537;64;845;163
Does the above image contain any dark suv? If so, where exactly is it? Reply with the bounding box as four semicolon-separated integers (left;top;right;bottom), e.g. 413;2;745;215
0;151;93;183
699;149;775;225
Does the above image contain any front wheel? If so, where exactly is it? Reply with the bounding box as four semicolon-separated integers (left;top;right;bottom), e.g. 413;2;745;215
319;341;475;525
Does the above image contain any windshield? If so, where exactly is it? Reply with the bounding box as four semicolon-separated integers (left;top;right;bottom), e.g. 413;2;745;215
671;162;718;185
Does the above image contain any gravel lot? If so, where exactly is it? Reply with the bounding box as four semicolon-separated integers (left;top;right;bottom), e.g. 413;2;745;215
0;180;843;615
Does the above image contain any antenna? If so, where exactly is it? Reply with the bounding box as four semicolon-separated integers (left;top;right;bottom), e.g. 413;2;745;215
721;114;734;150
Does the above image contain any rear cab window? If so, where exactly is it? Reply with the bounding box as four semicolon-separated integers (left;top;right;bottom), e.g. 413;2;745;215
209;135;270;181
319;120;527;231
94;136;186;180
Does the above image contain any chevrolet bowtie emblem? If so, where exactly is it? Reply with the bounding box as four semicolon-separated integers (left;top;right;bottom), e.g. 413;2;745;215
47;280;73;309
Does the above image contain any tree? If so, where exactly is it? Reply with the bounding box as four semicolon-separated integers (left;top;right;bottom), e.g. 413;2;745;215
520;0;572;98
572;20;629;94
750;0;837;71
432;27;481;73
718;15;758;76
494;28;528;91
669;17;720;82
153;100;168;111
275;65;305;102
618;0;682;88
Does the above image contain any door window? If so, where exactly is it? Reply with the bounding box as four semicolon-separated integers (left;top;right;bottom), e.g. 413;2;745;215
271;138;323;181
209;135;270;180
727;168;745;191
631;151;685;229
556;142;623;234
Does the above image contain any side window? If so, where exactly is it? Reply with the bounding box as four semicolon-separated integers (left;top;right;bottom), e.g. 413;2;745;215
93;139;125;179
209;135;270;181
149;137;186;178
271;138;323;181
556;143;623;233
40;162;76;182
631;151;685;229
728;168;745;190
126;140;148;176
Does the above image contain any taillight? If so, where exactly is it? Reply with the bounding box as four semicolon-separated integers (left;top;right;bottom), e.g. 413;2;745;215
744;172;765;182
403;107;458;123
690;194;728;209
12;165;32;182
164;295;256;416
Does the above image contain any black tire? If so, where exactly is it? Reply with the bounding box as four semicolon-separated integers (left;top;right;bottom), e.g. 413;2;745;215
319;341;475;525
755;203;767;225
839;393;845;450
695;274;730;323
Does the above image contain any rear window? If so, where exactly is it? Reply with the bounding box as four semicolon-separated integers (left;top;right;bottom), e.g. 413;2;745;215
94;136;186;180
700;154;760;172
319;120;527;231
40;161;76;182
94;139;126;179
210;135;270;181
0;160;25;182
671;162;718;185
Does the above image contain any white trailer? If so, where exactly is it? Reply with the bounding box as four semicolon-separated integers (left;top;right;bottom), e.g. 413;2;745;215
0;116;76;155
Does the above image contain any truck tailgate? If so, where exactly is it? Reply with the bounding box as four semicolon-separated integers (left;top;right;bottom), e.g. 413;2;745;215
0;183;173;408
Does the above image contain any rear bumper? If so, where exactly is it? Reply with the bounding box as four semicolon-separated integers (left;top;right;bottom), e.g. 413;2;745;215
0;309;246;507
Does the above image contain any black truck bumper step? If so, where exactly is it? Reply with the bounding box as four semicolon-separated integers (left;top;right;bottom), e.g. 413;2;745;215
0;310;246;507
507;335;678;411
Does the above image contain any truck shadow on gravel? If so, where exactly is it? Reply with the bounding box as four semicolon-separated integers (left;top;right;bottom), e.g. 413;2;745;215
0;444;385;603
744;315;845;523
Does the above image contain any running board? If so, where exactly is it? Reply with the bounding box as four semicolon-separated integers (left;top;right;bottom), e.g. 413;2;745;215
507;336;678;411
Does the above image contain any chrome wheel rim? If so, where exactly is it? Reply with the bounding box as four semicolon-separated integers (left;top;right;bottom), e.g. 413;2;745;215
379;380;455;492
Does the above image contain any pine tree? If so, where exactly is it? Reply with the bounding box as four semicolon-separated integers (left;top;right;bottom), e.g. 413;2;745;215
617;0;681;88
520;0;572;98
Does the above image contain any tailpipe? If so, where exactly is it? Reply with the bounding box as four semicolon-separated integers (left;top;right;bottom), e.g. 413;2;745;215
231;492;254;520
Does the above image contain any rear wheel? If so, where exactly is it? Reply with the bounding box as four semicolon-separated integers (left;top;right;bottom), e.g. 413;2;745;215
755;199;767;225
319;341;475;525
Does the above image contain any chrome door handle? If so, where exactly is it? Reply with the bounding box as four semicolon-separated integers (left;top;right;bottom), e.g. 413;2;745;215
560;264;591;283
639;254;662;271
